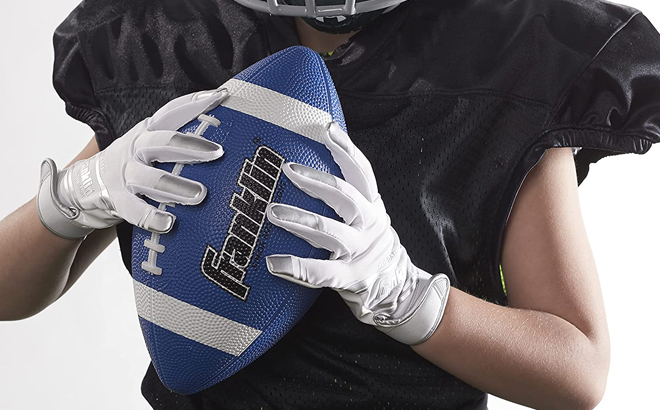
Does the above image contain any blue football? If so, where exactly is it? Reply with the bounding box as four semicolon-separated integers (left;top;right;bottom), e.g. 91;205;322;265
131;46;345;394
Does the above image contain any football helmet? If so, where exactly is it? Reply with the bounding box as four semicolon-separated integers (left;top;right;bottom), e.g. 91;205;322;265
234;0;407;34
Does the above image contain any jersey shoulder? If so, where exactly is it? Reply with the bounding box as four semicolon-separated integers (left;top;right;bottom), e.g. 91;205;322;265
53;0;270;149
353;0;643;108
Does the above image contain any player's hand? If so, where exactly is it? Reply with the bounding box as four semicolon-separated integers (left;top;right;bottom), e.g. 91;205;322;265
37;88;228;239
265;122;451;345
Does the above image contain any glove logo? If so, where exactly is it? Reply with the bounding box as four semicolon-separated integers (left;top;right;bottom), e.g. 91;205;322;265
78;160;94;199
200;145;285;300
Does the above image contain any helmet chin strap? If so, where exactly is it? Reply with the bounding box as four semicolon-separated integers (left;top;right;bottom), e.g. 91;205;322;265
234;0;407;34
301;3;401;34
382;4;401;13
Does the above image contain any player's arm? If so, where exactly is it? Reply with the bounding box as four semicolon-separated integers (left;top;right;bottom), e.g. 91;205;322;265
412;147;609;410
265;125;608;410
0;137;117;320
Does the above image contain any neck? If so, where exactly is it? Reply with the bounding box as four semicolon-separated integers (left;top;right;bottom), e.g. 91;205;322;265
294;17;359;53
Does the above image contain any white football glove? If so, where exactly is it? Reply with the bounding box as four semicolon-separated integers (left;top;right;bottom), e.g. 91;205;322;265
37;88;228;239
266;122;450;345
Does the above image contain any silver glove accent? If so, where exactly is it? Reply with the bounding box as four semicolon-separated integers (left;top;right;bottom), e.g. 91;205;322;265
36;158;94;240
374;273;451;345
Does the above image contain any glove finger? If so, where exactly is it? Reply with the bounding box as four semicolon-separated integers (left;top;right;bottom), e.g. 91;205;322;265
266;203;354;259
266;254;353;289
322;122;379;203
118;194;176;233
148;88;228;131
282;162;372;228
125;162;207;205
134;130;224;164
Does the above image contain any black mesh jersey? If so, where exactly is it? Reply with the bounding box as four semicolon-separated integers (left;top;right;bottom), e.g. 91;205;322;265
53;0;660;408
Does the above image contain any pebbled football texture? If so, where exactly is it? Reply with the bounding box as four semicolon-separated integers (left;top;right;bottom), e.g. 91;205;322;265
131;46;345;395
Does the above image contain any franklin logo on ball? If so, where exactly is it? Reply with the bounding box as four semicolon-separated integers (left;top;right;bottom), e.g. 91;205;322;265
200;145;285;300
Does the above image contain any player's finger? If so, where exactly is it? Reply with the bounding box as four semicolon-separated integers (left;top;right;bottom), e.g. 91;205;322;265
321;122;379;203
148;88;228;131
266;254;353;289
266;203;353;259
134;130;224;164
282;162;372;228
120;195;176;234
125;162;207;206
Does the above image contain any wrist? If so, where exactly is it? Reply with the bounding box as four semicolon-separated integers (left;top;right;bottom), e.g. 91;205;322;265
377;271;451;345
36;158;94;240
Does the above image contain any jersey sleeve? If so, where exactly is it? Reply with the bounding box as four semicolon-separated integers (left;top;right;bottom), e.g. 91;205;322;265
544;12;660;186
53;7;115;150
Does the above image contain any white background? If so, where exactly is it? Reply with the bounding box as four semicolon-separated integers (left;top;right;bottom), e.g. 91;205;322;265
0;0;658;409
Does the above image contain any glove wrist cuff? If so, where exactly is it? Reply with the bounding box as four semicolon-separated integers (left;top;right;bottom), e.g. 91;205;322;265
36;158;94;240
377;272;451;345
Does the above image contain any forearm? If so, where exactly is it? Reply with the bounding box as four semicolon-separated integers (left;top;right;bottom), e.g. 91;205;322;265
412;287;609;410
0;198;83;320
